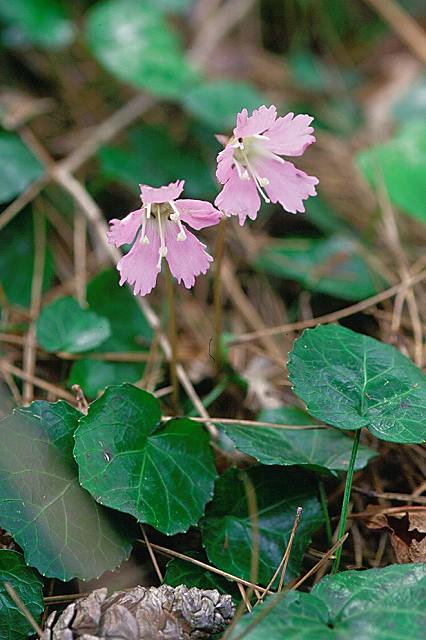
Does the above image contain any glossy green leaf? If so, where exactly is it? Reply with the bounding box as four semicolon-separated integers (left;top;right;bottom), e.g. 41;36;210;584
164;553;238;597
36;297;111;353
0;401;133;580
0;0;74;49
183;80;266;129
200;466;324;586
67;270;152;397
0;215;53;308
288;324;426;443
0;550;43;640
0;133;43;203
99;126;215;199
228;563;426;639
74;384;217;535
222;406;376;475
255;235;384;300
356;121;426;223
85;0;195;98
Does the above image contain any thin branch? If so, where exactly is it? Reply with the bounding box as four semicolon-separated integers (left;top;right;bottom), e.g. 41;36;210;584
363;0;426;64
4;582;43;637
230;269;426;345
161;416;325;430
137;539;273;596
0;361;75;402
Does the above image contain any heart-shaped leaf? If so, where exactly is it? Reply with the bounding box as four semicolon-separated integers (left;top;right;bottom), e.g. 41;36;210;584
36;296;111;353
0;133;43;204
228;563;426;639
288;324;426;443
255;235;385;300
68;270;153;396
74;384;217;535
356;121;426;224
200;466;324;586
0;550;43;640
0;401;133;580
222;406;376;475
85;0;195;98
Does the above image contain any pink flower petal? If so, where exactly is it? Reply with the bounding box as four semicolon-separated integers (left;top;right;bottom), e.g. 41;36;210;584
107;210;142;247
116;220;161;296
216;144;235;184
234;105;277;139
265;112;316;156
214;170;260;225
140;180;185;205
255;158;318;213
175;199;221;230
164;223;212;289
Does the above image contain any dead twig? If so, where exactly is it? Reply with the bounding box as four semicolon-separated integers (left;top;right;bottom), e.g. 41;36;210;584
231;269;426;345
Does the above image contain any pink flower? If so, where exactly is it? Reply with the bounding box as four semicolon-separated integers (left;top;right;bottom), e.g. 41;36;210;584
215;105;319;224
108;180;221;296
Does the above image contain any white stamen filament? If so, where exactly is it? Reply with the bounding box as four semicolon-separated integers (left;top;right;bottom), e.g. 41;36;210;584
146;203;152;218
139;215;148;244
240;148;270;203
168;200;187;241
156;205;167;268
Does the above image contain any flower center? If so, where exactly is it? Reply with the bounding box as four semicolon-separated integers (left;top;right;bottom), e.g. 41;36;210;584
139;202;187;268
231;135;271;203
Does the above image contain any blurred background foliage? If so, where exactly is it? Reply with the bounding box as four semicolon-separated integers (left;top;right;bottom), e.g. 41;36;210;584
0;0;425;396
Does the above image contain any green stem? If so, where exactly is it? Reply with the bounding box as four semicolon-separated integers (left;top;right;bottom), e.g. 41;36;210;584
213;219;226;374
318;478;332;547
164;265;179;410
332;429;361;574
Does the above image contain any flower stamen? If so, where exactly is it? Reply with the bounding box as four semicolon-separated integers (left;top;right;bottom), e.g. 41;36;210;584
156;204;167;267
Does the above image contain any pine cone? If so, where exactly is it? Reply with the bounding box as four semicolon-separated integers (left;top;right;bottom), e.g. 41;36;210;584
43;584;235;639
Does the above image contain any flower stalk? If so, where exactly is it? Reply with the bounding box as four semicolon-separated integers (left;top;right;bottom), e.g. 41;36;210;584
165;264;179;409
213;219;226;373
331;429;361;574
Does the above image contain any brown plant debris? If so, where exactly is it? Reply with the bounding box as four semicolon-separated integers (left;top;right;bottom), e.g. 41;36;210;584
365;506;426;564
42;584;235;640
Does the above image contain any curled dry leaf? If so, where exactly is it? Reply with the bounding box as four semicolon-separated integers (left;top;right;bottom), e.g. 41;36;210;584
365;506;426;563
43;584;235;640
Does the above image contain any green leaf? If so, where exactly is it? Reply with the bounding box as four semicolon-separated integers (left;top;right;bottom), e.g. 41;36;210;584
36;296;111;353
0;215;53;308
68;358;144;399
67;269;153;397
0;401;133;580
356;121;426;223
164;553;238;597
99;126;216;199
255;235;384;300
288;324;426;443
183;80;266;129
0;133;43;204
74;384;217;535
87;269;152;344
85;0;195;98
0;550;43;640
222;406;376;475
200;466;324;586
0;0;74;49
228;563;426;639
